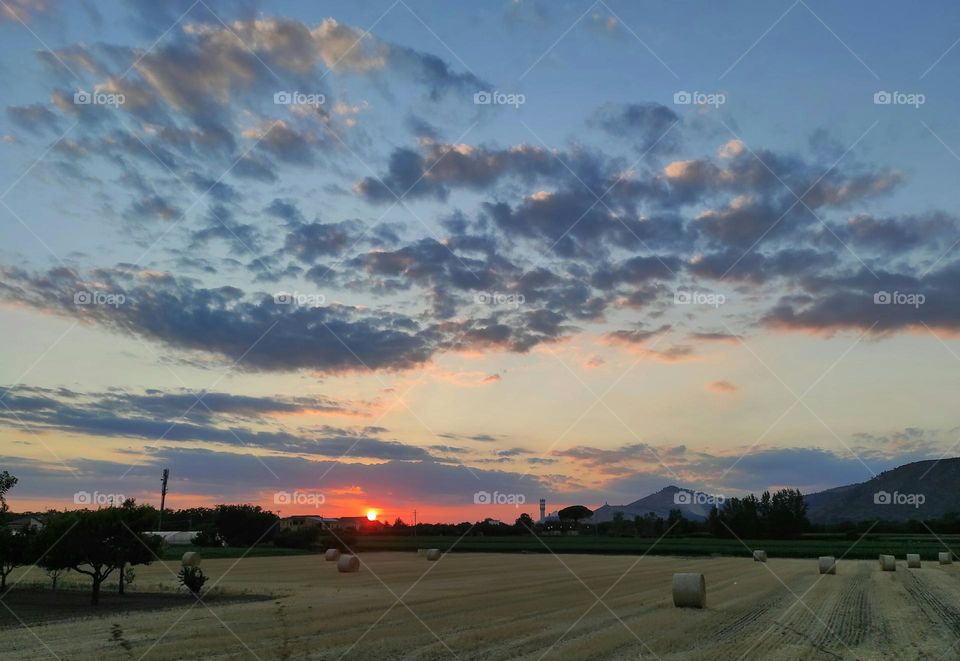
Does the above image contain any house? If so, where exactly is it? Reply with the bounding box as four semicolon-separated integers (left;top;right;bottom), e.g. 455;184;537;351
337;516;373;531
6;515;45;534
279;516;343;531
278;515;383;532
155;530;198;545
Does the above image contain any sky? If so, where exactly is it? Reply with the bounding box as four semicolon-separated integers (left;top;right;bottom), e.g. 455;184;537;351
1;0;960;523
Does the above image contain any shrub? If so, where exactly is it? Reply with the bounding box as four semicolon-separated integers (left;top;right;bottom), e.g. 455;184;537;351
178;566;207;594
274;526;321;549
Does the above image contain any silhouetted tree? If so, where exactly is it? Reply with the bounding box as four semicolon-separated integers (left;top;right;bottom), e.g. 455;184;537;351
514;513;535;531
558;505;592;528
0;526;34;590
0;471;16;519
213;505;278;546
37;507;161;605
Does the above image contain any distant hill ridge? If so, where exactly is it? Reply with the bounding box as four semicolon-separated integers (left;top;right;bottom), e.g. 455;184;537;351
588;485;722;523
804;458;960;523
590;458;960;524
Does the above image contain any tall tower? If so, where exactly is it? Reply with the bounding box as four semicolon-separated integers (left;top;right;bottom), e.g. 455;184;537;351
539;498;546;523
158;468;169;531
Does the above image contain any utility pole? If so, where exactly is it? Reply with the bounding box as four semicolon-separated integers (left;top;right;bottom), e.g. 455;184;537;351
413;509;417;537
158;468;169;531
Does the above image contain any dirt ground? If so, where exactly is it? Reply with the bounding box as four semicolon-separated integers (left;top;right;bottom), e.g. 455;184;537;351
3;553;960;660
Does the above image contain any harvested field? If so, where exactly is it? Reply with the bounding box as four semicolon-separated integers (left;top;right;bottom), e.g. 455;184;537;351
3;553;959;659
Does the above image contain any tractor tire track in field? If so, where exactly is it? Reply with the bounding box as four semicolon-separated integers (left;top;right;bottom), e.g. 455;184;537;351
812;566;873;651
900;571;960;639
732;570;858;661
689;567;828;659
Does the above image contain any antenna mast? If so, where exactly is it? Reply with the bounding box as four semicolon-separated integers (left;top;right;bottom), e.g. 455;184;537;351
158;468;169;531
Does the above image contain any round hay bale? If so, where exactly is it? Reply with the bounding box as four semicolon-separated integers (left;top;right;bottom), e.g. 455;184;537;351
425;548;442;561
181;552;201;567
907;553;921;569
818;556;837;575
672;573;706;608
939;552;952;565
337;555;360;573
880;554;896;571
753;550;767;562
324;548;341;562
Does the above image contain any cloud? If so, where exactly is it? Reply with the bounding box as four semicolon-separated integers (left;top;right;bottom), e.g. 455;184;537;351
590;102;680;153
0;266;439;373
6;104;61;134
0;0;54;23
0;385;428;461
760;263;960;335
707;380;737;393
1;446;548;513
355;142;564;203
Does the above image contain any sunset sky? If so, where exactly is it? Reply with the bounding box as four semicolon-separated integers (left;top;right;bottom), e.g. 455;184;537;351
2;0;960;523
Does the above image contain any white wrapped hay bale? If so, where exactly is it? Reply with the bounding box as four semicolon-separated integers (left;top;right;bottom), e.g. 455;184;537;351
907;553;921;569
939;552;953;565
752;550;767;562
324;548;341;561
425;548;442;561
818;556;837;575
880;554;896;571
337;555;360;573
672;573;706;608
181;551;201;567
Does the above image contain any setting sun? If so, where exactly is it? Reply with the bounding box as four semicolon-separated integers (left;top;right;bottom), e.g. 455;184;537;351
366;509;377;521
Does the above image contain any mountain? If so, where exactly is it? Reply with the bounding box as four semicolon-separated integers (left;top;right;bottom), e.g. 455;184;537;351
588;486;723;523
804;458;960;523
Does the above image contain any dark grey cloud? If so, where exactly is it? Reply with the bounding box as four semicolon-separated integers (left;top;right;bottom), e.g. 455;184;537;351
0;266;439;373
6;103;61;134
355;142;566;203
590;102;680;154
829;212;959;254
233;153;278;182
761;262;960;334
0;385;427;461
125;194;182;222
285;219;362;261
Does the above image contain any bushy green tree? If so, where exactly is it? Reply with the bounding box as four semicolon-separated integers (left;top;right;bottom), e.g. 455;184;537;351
514;513;535;531
37;505;161;605
0;470;17;519
557;505;592;528
0;526;34;590
213;505;278;546
273;525;320;549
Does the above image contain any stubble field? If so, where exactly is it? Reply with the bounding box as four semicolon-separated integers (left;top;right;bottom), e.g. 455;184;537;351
4;552;960;660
